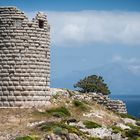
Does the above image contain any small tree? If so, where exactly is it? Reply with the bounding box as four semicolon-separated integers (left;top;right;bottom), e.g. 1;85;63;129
74;75;110;95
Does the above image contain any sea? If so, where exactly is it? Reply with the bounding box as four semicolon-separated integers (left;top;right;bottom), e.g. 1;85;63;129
110;95;140;118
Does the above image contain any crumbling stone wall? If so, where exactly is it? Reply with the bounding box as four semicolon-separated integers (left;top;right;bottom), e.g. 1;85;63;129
51;88;127;114
0;7;50;107
73;94;127;114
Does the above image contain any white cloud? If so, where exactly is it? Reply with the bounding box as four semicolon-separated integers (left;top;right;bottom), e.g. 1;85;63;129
112;54;140;75
112;55;123;62
27;10;140;47
112;55;140;64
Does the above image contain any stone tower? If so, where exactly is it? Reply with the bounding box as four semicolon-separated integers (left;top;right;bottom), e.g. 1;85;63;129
0;7;50;107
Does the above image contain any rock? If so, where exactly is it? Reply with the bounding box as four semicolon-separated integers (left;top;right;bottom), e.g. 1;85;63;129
69;121;85;129
67;118;78;124
123;118;136;126
50;88;127;114
116;123;131;130
27;121;45;127
69;133;83;140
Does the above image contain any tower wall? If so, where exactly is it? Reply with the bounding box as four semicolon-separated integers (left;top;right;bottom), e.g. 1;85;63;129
0;7;50;107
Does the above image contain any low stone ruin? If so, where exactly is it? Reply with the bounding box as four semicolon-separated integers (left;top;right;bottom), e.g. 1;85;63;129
50;88;127;114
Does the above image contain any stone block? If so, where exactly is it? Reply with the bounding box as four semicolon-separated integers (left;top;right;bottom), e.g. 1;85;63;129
3;101;9;107
9;101;15;107
7;96;15;101
16;96;23;101
1;96;7;101
14;101;23;107
14;91;21;96
3;91;9;96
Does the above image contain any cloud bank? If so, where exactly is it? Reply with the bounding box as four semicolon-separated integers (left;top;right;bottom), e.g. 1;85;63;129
112;54;140;75
27;10;140;47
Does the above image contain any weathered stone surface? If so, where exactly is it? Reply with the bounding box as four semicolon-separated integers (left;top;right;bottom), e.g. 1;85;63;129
50;88;127;114
0;7;50;107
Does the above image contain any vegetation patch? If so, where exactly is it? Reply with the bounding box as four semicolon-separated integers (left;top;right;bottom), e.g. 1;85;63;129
39;121;88;139
119;113;138;120
125;129;140;139
73;100;89;111
46;106;71;118
83;120;101;129
110;126;123;134
126;123;140;130
88;137;102;140
16;136;38;140
110;123;140;139
124;123;140;139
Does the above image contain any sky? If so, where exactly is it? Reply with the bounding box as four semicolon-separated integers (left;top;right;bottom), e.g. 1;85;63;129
0;0;140;93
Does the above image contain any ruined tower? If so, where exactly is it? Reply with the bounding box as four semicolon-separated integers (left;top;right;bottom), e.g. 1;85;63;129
0;7;50;107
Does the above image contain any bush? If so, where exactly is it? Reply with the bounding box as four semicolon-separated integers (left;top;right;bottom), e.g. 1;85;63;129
46;106;71;117
83;120;101;129
110;126;123;134
53;126;63;135
125;129;140;138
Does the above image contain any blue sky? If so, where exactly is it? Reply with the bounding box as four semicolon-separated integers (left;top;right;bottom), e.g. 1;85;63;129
1;0;140;93
0;0;140;11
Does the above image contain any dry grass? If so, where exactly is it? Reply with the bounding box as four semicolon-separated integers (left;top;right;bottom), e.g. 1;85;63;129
0;94;122;138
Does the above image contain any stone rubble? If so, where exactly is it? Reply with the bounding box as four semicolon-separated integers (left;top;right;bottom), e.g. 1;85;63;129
51;88;127;114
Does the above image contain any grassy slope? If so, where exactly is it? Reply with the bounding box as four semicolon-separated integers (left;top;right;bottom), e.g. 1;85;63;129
0;91;139;139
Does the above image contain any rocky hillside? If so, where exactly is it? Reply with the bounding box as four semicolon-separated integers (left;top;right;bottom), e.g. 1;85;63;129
0;89;140;140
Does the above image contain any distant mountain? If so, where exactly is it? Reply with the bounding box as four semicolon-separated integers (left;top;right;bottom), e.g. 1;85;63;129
51;63;140;95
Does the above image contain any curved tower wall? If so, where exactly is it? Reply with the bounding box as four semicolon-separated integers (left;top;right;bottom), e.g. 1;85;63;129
0;7;50;107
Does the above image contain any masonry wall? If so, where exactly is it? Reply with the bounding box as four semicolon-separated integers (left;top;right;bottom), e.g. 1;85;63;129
0;7;50;107
51;88;127;114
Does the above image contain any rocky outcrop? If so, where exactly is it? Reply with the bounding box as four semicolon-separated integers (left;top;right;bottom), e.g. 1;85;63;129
50;88;127;114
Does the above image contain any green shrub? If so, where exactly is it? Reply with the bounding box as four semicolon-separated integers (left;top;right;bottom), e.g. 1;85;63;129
46;106;71;117
126;123;140;130
83;120;101;129
119;113;138;120
53;126;63;135
125;129;140;138
110;126;123;134
40;122;53;132
16;136;34;140
88;137;101;140
73;100;88;111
